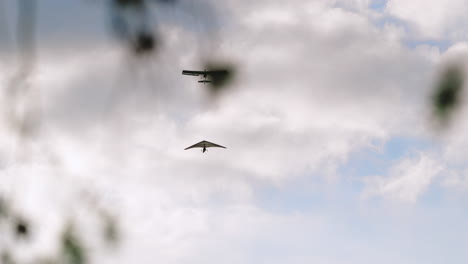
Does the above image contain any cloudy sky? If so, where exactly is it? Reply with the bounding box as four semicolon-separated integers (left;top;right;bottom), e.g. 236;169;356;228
1;0;468;263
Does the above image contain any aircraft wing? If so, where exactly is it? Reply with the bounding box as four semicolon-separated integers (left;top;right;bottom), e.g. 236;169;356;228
182;70;205;76
184;140;226;150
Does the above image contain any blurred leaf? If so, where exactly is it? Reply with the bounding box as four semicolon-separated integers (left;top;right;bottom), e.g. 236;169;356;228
61;224;86;264
14;216;30;239
102;213;119;246
1;251;15;264
0;197;8;218
133;31;157;55
203;62;236;95
432;63;464;124
110;0;158;56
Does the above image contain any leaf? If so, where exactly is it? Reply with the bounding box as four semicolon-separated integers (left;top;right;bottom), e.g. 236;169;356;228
0;197;8;218
203;61;237;95
432;63;464;125
61;224;86;264
133;31;157;55
102;213;119;246
14;216;30;239
1;251;15;264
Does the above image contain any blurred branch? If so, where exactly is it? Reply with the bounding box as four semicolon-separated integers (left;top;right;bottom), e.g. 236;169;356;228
4;0;42;161
0;0;12;53
17;0;36;71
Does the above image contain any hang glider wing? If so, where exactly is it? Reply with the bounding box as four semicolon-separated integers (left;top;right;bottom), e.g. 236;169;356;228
184;140;226;150
182;70;205;76
203;141;226;148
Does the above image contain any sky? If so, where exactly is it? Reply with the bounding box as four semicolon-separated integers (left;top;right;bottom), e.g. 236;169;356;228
1;0;468;263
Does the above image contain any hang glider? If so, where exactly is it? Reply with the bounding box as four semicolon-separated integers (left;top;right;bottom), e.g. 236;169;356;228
184;140;226;153
182;69;229;83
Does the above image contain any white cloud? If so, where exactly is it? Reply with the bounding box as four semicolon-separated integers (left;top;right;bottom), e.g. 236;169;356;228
386;0;468;40
2;0;468;263
363;154;443;203
443;169;468;191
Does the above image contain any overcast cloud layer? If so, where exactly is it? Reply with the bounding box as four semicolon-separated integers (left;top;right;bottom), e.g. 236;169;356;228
1;0;468;263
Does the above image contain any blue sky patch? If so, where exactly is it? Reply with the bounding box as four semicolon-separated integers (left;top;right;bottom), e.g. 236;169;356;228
369;0;388;11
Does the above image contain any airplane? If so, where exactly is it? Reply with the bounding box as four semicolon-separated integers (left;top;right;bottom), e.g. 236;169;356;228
182;69;229;84
184;140;226;153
